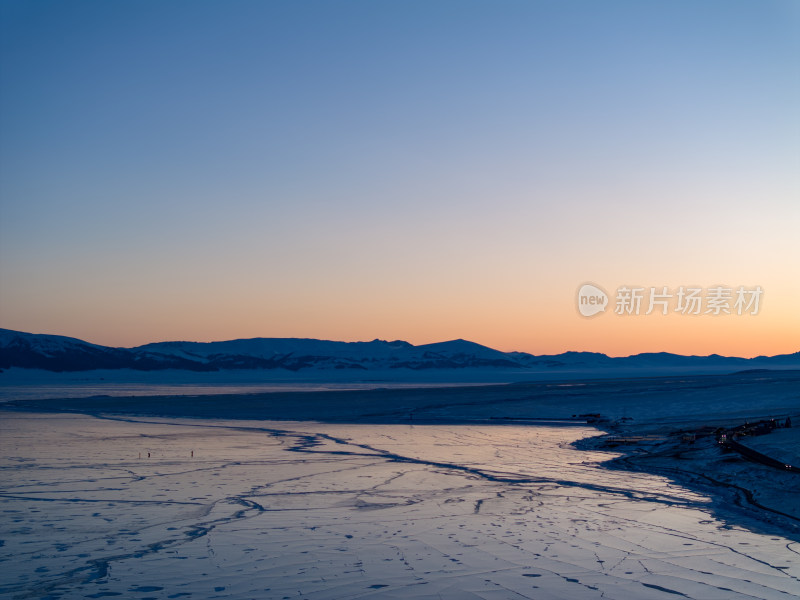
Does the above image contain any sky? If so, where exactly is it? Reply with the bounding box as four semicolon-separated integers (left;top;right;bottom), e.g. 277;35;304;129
0;0;798;357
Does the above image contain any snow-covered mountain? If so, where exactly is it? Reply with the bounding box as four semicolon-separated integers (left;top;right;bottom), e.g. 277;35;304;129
131;336;522;371
0;328;798;374
0;329;216;372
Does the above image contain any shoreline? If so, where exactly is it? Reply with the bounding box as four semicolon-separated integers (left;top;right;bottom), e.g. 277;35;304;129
578;419;800;542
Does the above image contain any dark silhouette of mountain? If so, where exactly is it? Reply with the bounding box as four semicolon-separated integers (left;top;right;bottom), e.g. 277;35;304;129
0;328;798;374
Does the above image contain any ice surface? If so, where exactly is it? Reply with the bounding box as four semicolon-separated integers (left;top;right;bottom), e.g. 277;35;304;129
4;365;800;405
2;412;799;599
0;368;483;403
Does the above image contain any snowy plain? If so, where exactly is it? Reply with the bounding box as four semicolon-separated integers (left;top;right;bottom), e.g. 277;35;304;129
1;370;799;599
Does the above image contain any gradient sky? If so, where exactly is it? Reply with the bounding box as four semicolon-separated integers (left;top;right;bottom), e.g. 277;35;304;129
1;0;798;357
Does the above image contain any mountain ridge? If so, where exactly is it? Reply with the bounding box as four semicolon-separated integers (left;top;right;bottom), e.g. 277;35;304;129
1;328;798;374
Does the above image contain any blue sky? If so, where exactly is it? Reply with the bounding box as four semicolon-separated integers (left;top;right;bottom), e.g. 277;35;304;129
1;1;798;355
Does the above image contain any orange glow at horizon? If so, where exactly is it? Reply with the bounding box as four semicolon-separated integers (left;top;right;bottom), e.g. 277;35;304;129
2;276;797;359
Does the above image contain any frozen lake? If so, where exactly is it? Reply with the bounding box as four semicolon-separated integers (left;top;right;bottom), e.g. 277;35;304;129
1;411;799;600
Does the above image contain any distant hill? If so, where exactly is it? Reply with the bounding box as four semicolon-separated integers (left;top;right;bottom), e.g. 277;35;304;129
0;328;798;374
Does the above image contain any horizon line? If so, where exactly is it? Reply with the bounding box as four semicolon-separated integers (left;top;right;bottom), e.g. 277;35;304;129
2;327;796;362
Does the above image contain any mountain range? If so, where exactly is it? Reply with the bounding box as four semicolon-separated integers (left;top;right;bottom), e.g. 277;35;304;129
1;328;799;375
